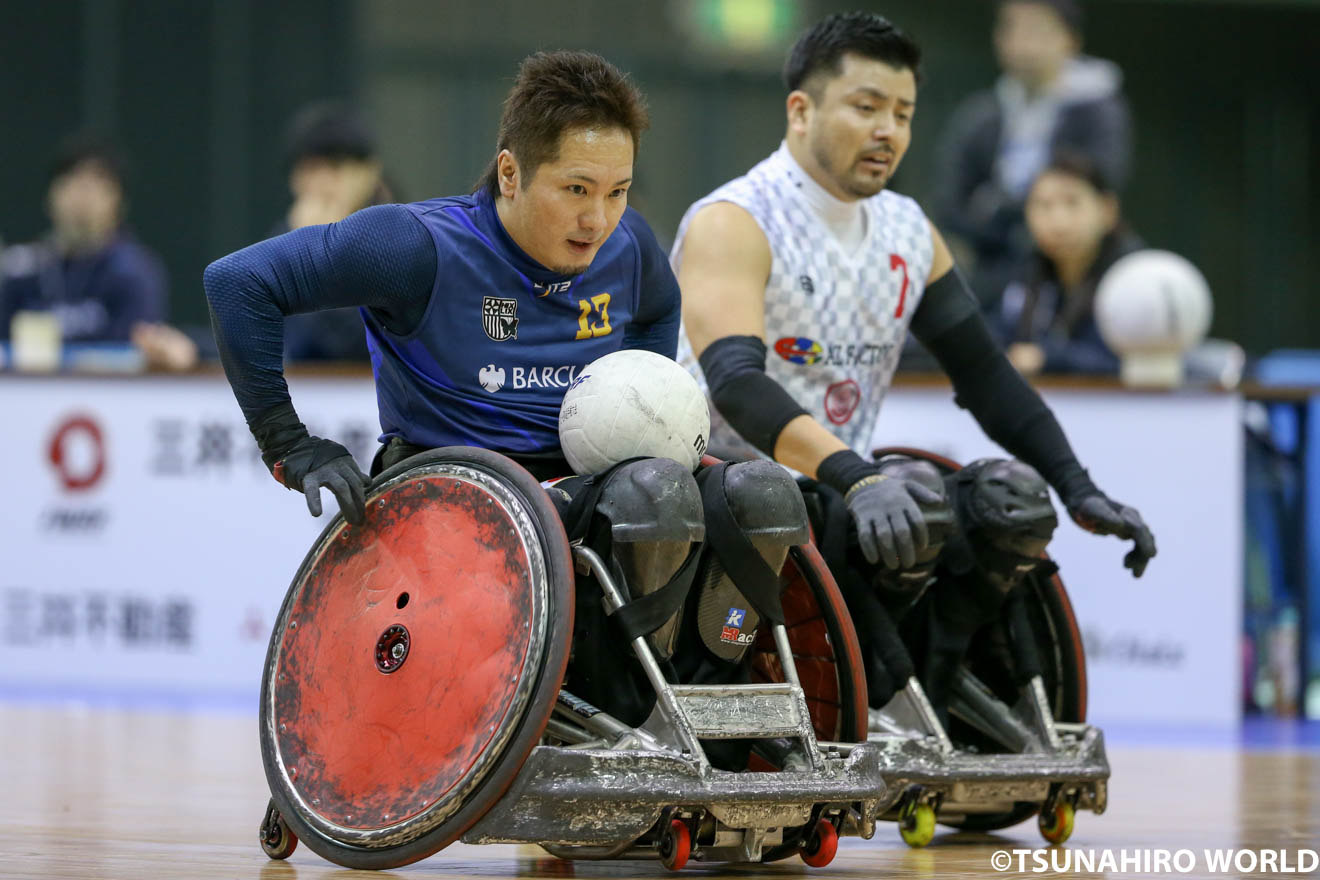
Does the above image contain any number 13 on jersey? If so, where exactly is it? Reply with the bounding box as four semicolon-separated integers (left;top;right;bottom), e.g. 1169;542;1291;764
575;293;612;339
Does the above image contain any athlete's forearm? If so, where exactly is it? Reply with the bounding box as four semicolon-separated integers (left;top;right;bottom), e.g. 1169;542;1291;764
772;414;850;480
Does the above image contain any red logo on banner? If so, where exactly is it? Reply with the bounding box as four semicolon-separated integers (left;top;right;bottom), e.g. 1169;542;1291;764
48;415;107;492
824;380;861;425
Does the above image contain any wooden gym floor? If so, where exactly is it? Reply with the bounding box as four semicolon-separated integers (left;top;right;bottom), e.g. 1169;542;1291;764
1;703;1316;880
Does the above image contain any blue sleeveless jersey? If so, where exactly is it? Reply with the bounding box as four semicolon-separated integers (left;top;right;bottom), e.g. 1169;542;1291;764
365;192;673;454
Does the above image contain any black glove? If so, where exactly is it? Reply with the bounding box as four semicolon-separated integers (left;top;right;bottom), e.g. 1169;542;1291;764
274;436;370;525
247;402;370;525
1067;493;1157;578
817;449;942;569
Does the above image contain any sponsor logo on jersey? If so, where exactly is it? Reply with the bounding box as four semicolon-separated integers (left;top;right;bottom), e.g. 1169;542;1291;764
478;364;584;392
824;379;861;425
478;364;506;393
482;296;519;341
775;337;894;368
720;606;755;645
774;336;823;365
534;279;573;297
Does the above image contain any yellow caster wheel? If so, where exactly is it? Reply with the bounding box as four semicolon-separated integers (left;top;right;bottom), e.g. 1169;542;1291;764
1039;801;1075;845
899;802;936;848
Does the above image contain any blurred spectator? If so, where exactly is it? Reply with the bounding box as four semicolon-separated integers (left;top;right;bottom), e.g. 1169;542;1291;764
276;101;394;362
997;151;1141;376
934;0;1132;309
0;135;197;369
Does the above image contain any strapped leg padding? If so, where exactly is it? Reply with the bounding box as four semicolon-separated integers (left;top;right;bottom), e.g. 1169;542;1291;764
690;461;809;663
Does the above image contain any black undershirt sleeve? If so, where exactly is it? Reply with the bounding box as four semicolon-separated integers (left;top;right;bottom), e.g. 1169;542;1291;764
698;335;809;458
910;268;1099;507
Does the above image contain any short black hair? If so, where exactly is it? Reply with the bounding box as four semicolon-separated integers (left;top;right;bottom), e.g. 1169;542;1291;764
283;101;377;168
998;0;1084;37
479;51;649;198
1038;149;1113;195
783;11;922;94
47;134;125;188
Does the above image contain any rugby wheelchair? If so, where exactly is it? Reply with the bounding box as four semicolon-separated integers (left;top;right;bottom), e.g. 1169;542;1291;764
255;446;1107;869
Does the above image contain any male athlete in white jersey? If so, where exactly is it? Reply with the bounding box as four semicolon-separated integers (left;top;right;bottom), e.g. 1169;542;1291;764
674;11;1156;708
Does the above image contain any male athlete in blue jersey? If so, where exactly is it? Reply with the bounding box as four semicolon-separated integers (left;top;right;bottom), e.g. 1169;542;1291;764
208;53;814;739
205;51;679;525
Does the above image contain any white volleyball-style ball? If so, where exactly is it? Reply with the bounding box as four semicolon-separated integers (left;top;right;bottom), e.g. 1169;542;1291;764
558;349;710;474
1095;249;1213;387
1095;250;1212;353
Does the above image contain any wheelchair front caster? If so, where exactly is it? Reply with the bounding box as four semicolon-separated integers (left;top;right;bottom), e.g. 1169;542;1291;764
658;818;691;870
801;818;838;867
1039;800;1075;845
259;799;298;860
899;801;936;848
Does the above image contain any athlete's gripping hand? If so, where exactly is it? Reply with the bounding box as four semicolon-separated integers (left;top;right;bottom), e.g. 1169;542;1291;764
845;474;943;569
247;402;370;525
1068;494;1157;577
273;436;370;525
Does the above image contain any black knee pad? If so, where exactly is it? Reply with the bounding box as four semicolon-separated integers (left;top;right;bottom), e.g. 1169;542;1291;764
692;460;809;663
869;455;956;609
596;458;704;660
946;458;1058;593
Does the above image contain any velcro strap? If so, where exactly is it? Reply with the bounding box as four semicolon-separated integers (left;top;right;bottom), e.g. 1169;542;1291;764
608;545;701;642
696;462;785;625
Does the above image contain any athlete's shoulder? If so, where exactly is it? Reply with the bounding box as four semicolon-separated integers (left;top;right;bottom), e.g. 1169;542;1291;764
403;193;479;218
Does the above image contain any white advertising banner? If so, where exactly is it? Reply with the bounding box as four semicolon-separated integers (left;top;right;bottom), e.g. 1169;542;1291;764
2;376;1243;726
872;386;1243;727
2;375;378;704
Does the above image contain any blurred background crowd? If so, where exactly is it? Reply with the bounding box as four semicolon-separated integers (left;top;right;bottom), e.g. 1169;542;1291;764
1;0;1318;719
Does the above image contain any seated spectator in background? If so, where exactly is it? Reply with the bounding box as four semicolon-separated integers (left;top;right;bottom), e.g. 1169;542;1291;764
934;0;1131;309
0;136;196;369
277;101;394;362
998;151;1142;376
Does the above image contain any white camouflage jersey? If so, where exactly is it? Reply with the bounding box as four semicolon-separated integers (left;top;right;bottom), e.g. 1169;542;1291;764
674;144;935;460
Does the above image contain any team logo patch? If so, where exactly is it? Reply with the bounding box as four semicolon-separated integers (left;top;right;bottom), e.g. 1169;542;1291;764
774;336;823;365
720;607;755;645
478;364;505;393
482;296;519;341
824;379;861;425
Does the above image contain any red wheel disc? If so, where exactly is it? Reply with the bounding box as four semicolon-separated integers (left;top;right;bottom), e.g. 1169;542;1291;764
269;465;549;837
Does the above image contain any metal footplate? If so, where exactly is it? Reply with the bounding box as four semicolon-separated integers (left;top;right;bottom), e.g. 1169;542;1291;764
671;682;806;740
461;740;894;847
869;721;1109;814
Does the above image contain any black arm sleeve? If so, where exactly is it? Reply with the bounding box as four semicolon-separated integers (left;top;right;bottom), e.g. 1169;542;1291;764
619;208;680;358
698;335;809;458
203;204;437;423
910;269;1099;506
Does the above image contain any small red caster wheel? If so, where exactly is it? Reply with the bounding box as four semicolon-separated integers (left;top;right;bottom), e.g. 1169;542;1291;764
259;799;298;860
659;818;691;870
801;818;838;868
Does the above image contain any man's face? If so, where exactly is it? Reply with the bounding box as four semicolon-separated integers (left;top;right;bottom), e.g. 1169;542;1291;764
994;2;1077;88
795;54;916;201
48;161;122;251
497;126;634;275
1025;170;1117;263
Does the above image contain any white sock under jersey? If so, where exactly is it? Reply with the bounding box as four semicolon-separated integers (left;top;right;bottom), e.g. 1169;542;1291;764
673;141;935;459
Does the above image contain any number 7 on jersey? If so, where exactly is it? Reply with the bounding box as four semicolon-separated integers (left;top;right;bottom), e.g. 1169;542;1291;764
889;253;909;319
